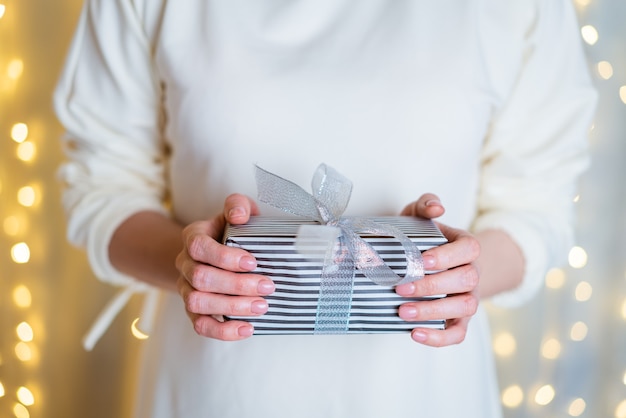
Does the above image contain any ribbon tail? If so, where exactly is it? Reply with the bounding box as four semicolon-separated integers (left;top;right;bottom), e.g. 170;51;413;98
82;282;158;351
314;234;355;334
342;218;425;286
82;286;136;351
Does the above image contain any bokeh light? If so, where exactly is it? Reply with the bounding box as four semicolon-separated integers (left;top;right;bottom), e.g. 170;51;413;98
13;285;32;308
7;58;24;80
546;268;566;289
501;385;524;409
568;398;586;416
534;385;555;406
581;25;599;44
570;322;589;341
575;281;593;302
541;338;562;360
16;322;34;342
16;386;35;406
11;123;28;143
568;246;588;269
493;332;517;357
11;242;31;264
597;60;614;79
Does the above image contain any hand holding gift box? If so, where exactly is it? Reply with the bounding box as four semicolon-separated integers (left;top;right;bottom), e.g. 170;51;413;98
225;164;448;334
177;164;479;345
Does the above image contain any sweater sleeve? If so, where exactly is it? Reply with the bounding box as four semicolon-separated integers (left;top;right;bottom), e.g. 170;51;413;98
472;0;597;307
54;0;168;287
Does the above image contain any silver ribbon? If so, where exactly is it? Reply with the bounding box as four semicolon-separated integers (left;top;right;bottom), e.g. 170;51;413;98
255;164;424;333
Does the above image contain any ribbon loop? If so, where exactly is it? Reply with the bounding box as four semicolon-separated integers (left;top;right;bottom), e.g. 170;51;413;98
255;164;424;333
311;164;352;222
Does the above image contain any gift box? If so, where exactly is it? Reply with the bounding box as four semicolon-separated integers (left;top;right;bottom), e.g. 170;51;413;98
224;215;448;334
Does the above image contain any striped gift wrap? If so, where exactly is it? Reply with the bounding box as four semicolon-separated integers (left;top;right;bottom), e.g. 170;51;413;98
223;216;448;334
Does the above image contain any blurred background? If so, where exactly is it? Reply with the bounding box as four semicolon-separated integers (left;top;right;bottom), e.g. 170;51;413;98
0;1;624;417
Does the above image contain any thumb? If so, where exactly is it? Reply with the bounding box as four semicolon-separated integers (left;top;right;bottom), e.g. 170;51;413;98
223;193;259;225
401;193;445;219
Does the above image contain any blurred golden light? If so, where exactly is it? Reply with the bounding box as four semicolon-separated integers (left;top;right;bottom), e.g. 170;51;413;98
17;141;37;162
16;322;34;342
621;299;626;320
620;86;626;105
575;281;593;302
16;386;34;406
13;403;30;418
3;215;21;236
14;342;32;362
11;123;28;143
580;25;598;45
597;61;614;80
616;399;626;418
546;268;566;289
501;385;524;409
0;381;5;397
541;338;562;360
11;242;31;264
17;186;37;207
573;194;580;203
0;4;5;19
7;58;24;80
569;398;586;416
570;321;588;341
568;246;588;269
13;285;32;308
131;318;150;340
493;332;516;357
575;0;592;6
534;384;555;406
623;370;626;385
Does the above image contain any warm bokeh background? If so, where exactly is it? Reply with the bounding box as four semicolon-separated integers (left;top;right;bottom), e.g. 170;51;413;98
0;1;624;417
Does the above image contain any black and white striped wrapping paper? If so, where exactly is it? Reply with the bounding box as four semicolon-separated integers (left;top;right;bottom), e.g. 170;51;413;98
223;216;448;334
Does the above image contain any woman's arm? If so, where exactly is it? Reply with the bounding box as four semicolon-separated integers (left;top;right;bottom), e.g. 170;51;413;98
395;194;524;347
109;211;183;293
474;229;524;299
108;194;275;341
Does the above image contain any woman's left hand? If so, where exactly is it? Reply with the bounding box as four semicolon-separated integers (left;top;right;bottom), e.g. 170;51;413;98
396;194;480;347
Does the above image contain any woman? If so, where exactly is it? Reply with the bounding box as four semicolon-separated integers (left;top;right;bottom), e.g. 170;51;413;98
54;1;596;416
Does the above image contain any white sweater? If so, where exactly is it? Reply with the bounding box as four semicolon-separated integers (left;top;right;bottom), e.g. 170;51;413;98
54;1;595;417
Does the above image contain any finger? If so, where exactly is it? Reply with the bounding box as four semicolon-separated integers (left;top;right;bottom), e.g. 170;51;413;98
409;316;472;347
182;290;269;317
187;312;255;341
400;193;445;219
177;257;274;295
395;264;479;297
397;292;478;323
177;275;269;316
419;224;481;271
224;193;259;225
180;222;257;272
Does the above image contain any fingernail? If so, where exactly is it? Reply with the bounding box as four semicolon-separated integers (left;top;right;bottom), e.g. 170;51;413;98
396;283;415;296
239;255;257;271
228;206;246;219
251;300;268;314
425;199;441;207
238;325;254;337
399;305;417;319
257;279;275;295
422;255;436;269
412;330;428;343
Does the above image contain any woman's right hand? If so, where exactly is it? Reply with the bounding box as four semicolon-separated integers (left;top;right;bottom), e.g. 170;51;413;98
176;194;275;341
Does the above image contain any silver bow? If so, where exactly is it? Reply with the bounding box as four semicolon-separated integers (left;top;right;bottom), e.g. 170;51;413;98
255;164;424;333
